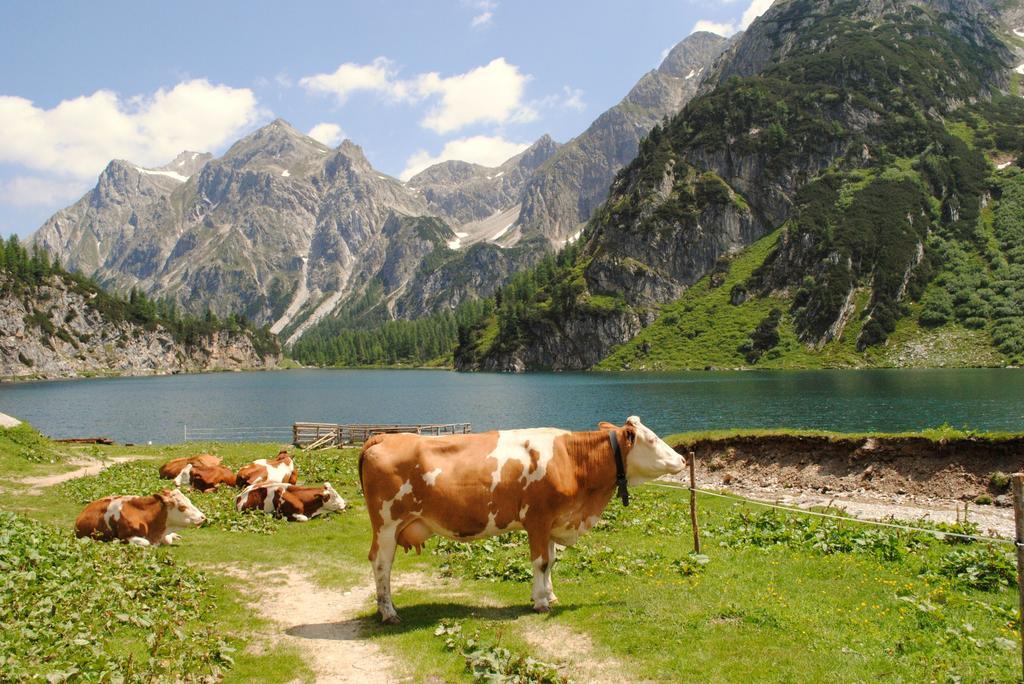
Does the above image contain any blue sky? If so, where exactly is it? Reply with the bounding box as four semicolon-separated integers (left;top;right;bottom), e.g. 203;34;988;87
0;0;771;238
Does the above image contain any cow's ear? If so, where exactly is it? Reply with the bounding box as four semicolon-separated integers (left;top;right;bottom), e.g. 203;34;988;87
624;425;637;447
598;421;618;431
321;491;332;501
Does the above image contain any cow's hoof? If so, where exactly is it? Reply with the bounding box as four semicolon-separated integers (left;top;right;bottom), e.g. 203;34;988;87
532;603;550;613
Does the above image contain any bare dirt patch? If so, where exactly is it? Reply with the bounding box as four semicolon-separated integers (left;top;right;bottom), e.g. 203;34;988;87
12;455;145;494
522;621;637;684
670;435;1023;536
219;565;418;683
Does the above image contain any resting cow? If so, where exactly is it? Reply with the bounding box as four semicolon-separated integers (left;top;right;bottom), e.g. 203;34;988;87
74;489;206;546
235;482;346;521
174;463;238;491
359;415;685;623
159;453;221;479
235;450;297;488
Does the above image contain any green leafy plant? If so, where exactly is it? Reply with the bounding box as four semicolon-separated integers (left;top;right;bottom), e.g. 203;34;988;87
0;423;65;463
671;552;710;577
0;511;233;681
434;620;567;684
934;547;1016;592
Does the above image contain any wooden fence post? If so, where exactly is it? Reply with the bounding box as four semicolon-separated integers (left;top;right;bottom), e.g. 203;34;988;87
1012;473;1024;682
689;450;700;554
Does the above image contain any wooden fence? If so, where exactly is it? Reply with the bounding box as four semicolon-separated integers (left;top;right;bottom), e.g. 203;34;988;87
292;422;472;449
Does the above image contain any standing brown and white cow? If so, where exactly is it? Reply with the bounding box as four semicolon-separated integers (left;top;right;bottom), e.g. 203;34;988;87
74;489;206;546
359;416;685;623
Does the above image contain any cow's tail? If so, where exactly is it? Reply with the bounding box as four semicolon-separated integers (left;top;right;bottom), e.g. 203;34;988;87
358;434;386;491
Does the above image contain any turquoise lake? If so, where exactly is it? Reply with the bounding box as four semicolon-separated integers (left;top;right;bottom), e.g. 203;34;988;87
1;368;1022;444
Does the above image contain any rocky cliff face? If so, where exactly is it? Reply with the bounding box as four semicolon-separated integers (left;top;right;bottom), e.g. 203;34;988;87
0;273;279;380
515;32;729;245
32;31;730;346
459;0;1019;371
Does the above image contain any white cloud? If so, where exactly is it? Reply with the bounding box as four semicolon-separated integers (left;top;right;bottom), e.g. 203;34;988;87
0;79;264;180
692;19;738;37
308;122;345;147
0;176;89;207
416;58;533;134
465;0;497;27
741;0;774;28
400;135;530;180
691;0;774;37
298;57;411;104
532;86;586;113
559;87;586;112
300;56;534;135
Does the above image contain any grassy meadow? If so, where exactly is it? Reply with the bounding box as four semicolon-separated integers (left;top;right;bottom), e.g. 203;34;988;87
0;426;1020;682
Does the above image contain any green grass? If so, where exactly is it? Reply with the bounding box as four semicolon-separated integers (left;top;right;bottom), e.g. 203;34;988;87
1;428;1021;682
597;227;1009;371
664;425;1024;448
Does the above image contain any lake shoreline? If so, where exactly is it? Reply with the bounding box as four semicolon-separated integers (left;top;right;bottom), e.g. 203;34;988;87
3;359;1021;385
4;367;1023;444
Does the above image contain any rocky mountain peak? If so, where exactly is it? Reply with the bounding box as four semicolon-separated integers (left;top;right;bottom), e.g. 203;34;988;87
507;134;560;172
334;139;374;170
220;118;330;171
159;150;212;177
658;31;729;79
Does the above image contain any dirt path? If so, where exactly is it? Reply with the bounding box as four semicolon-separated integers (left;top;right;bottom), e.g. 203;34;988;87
721;482;1016;537
659;474;1015;537
12;455;145;494
221;566;415;683
523;621;633;684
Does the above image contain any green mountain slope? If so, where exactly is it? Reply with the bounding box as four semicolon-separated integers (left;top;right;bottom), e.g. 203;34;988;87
456;0;1024;371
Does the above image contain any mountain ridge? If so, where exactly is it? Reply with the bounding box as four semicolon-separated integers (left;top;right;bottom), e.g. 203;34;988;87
455;0;1024;372
32;30;729;346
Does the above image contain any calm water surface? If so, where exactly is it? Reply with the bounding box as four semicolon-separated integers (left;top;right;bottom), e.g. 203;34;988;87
0;368;1021;444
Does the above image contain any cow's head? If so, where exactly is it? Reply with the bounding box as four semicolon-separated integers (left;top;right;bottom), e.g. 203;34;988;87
158;488;207;527
601;416;685;484
174;463;193;488
320;482;347;513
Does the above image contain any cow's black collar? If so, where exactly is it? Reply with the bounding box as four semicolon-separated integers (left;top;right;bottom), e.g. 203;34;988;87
607;430;630;507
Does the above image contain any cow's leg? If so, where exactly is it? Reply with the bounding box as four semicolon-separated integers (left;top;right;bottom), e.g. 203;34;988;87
370;525;400;624
528;530;554;612
162;532;182;545
291;514;309;522
544;539;558;605
126;536;150;547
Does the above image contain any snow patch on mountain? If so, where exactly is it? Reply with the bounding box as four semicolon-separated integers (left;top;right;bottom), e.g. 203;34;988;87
135;167;188;182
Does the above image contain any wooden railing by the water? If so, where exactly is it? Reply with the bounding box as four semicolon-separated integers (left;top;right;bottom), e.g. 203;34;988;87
292;422;472;449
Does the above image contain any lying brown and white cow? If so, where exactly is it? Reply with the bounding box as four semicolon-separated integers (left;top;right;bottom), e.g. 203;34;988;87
235;450;297;488
174;462;238;491
235;481;346;521
159;453;221;479
74;488;206;546
359;415;685;623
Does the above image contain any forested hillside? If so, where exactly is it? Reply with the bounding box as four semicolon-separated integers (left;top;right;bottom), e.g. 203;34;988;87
290;299;491;367
0;238;280;379
456;0;1024;371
